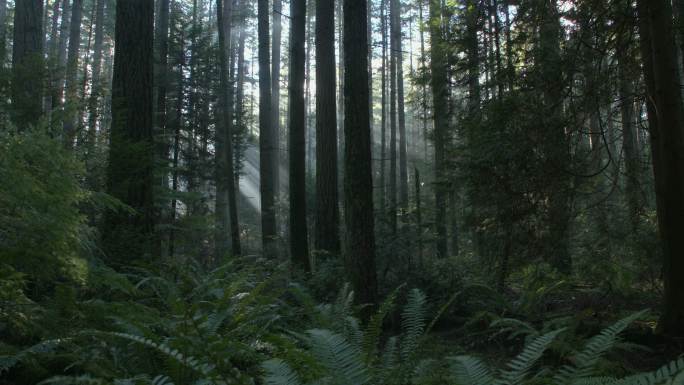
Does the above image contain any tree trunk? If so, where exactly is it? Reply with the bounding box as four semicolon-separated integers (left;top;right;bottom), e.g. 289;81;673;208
102;0;157;262
288;0;310;272
314;0;340;258
389;0;398;234
379;0;387;218
272;0;282;202
539;0;571;273
429;0;448;257
395;0;408;212
169;16;184;258
0;0;7;63
638;0;684;338
617;4;640;230
11;0;44;129
86;0;105;159
62;0;82;147
415;167;422;266
216;0;241;257
155;0;170;162
52;0;70;123
47;0;60;60
258;0;278;258
344;0;378;314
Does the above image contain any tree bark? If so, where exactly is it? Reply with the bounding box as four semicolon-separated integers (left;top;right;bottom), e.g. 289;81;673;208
638;0;684;338
258;0;278;258
314;0;340;258
12;0;44;129
102;0;157;262
86;0;105;158
272;0;282;202
0;0;7;63
389;0;398;234
379;0;387;218
216;0;241;257
62;0;83;147
288;0;310;271
344;0;378;314
395;0;408;212
429;0;448;257
617;2;640;230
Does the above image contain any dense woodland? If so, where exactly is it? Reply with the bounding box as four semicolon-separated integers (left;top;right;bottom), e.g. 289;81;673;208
3;0;684;383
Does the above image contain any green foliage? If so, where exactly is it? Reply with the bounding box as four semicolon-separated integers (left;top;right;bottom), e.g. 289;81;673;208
0;128;88;283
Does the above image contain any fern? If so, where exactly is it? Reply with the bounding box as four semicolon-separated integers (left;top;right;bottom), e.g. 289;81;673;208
500;328;565;384
37;375;105;385
0;338;64;375
262;359;302;385
554;310;648;384
362;284;403;362
449;355;497;385
305;328;368;385
87;331;216;377
400;288;427;360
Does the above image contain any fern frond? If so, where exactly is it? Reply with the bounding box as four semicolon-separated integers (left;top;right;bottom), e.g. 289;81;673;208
344;316;363;349
489;317;540;340
554;310;647;384
448;355;496;385
381;336;399;370
424;289;460;336
0;338;64;375
608;356;684;385
87;331;215;377
500;328;565;385
362;284;403;361
306;328;368;385
334;283;354;321
262;358;302;385
37;375;104;385
400;288;427;360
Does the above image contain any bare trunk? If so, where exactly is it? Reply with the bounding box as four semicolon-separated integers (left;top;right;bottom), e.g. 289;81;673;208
258;0;278;258
315;0;340;257
344;0;378;315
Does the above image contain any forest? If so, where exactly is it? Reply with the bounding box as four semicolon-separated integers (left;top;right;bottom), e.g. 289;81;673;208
2;0;684;383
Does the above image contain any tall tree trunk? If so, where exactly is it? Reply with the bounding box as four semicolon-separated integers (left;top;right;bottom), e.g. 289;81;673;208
102;0;157;262
0;0;7;64
638;0;684;338
617;3;640;230
155;0;170;164
11;0;44;129
53;0;70;124
539;0;571;273
76;1;96;141
429;0;448;257
62;0;82;147
216;0;241;257
337;0;345;177
389;0;398;234
395;0;408;212
315;0;340;258
86;0;105;160
379;0;387;218
344;0;378;314
258;0;278;258
47;0;60;60
169;18;184;258
368;0;373;126
418;0;428;160
288;0;310;271
272;0;282;202
414;167;422;266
